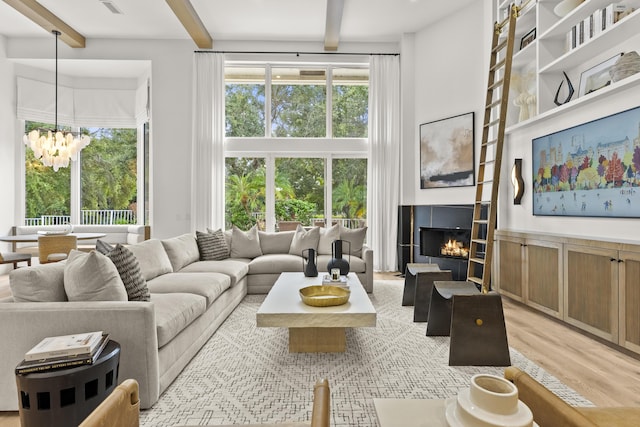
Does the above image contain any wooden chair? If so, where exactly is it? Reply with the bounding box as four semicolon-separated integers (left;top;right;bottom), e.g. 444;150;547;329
0;251;31;268
79;379;140;427
38;235;77;264
277;221;302;232
505;367;640;427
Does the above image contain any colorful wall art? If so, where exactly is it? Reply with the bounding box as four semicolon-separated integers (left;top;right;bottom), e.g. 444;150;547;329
420;112;475;189
532;105;640;217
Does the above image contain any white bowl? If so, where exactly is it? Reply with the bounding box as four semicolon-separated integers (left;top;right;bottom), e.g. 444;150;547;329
554;0;584;18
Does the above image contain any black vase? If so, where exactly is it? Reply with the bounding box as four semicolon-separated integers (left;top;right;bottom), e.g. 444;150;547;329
327;240;350;275
302;248;318;277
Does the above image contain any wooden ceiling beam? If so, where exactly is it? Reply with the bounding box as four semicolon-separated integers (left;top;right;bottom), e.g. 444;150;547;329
324;0;344;51
165;0;213;49
3;0;86;48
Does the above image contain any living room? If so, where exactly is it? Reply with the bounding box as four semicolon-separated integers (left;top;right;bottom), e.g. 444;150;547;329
2;0;640;425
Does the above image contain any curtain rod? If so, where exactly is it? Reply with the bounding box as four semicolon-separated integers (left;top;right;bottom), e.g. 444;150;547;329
194;50;399;56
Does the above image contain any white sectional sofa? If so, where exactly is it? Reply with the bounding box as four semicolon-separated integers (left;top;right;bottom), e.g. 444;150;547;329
0;225;372;410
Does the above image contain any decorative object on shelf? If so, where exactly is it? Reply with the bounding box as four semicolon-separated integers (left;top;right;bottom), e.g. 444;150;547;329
578;53;623;97
511;71;536;122
610;51;640;83
23;30;91;172
532;105;640;218
299;285;350;307
301;248;318;277
553;0;584;18
445;374;534;427
327;240;350;275
511;159;525;205
420;112;475;188
553;71;575;106
519;28;536;50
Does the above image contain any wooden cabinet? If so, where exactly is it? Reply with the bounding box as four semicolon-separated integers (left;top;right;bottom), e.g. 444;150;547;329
496;233;562;318
495;230;640;355
497;0;640;130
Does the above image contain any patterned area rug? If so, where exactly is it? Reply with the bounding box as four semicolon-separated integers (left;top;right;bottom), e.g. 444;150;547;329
140;280;590;426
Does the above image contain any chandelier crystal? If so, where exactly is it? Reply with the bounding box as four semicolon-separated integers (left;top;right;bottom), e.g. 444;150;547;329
24;30;90;172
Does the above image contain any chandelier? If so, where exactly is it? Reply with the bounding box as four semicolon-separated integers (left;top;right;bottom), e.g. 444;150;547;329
23;30;90;172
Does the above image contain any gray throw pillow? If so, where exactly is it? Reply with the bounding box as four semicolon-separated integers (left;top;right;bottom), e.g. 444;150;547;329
106;244;150;301
95;239;114;255
196;229;230;260
230;225;263;258
318;224;340;255
64;250;128;301
339;224;368;258
289;225;320;257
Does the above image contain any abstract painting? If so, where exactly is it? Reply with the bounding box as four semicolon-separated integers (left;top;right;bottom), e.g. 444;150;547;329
420;112;475;189
532;105;640;217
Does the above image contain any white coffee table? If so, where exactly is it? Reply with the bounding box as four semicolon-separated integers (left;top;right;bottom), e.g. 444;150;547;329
256;272;376;353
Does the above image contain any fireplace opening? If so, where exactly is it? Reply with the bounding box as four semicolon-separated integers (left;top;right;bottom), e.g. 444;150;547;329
419;227;471;260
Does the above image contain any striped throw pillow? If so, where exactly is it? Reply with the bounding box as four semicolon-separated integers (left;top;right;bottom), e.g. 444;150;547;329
106;244;150;302
196;229;230;261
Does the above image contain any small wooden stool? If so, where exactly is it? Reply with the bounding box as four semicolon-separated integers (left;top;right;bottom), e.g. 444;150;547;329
401;263;441;306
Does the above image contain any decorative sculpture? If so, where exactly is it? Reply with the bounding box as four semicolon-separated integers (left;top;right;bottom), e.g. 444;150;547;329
554;71;574;106
302;248;318;277
327;240;350;276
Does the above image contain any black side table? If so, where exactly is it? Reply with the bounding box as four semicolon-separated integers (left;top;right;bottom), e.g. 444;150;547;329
401;263;441;305
16;340;120;427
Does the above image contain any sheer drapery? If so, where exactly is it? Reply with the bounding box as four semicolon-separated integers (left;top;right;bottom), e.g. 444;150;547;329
191;52;225;232
368;55;400;272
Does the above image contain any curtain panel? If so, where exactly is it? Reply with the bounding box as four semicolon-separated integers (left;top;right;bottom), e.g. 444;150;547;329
191;52;225;232
16;77;148;128
368;55;401;272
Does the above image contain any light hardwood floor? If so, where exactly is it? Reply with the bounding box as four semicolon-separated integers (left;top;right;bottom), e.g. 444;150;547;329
1;272;639;426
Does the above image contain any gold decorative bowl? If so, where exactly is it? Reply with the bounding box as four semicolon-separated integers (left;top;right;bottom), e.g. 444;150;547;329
299;285;351;307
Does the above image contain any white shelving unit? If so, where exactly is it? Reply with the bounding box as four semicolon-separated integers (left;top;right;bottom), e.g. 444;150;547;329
498;0;640;132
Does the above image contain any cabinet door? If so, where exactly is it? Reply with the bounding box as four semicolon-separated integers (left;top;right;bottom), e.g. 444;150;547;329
564;244;618;342
496;237;525;301
619;251;640;352
526;239;562;318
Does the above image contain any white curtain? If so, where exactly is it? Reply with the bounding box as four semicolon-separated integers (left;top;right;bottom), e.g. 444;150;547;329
191;52;225;232
368;55;400;272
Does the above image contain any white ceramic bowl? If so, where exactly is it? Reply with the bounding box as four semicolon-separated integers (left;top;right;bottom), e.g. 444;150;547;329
553;0;584;18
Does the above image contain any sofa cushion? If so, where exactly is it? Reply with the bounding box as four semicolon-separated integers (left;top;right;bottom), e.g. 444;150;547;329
288;225;320;257
150;292;207;348
9;262;67;302
339;224;368;258
179;259;250;287
64;250;128;302
249;254;305;275
259;230;295;254
196;229;229;260
318;224;340;255
105;244;151;302
230;225;262;258
146;272;231;307
162;234;200;271
127;239;173;281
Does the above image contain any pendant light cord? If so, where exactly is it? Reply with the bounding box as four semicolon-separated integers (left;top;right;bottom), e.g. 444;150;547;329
53;30;60;132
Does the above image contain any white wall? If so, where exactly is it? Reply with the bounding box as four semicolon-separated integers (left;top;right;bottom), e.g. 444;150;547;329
400;0;490;206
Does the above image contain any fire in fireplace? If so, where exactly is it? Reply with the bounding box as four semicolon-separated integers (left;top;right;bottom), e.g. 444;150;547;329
419;227;471;260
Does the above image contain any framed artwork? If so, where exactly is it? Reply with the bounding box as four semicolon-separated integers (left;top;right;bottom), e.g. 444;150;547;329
420;112;475;189
520;28;536;50
532;105;640;218
578;53;622;97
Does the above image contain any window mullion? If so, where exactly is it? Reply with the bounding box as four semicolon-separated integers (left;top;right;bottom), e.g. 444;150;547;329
325;154;332;226
265;65;272;138
265;154;275;231
326;66;332;139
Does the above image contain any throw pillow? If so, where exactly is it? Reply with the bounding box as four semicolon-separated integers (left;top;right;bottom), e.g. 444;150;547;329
106;244;150;301
318;224;340;255
196;229;230;260
338;224;368;258
289;225;320;257
95;239;114;255
9;262;67;302
64;250;128;301
230;225;263;258
162;233;200;271
126;239;174;281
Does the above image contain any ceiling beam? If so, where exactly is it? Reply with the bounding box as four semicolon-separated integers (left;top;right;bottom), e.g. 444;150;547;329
165;0;213;49
324;0;344;51
3;0;86;48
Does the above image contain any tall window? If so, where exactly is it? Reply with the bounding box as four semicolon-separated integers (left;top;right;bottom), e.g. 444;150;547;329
225;63;369;231
24;122;141;225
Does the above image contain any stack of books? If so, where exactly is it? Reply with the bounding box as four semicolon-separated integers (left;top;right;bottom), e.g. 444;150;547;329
15;331;110;375
322;274;349;288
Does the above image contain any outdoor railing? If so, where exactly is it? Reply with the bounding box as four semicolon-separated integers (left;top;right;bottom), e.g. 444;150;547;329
25;210;137;226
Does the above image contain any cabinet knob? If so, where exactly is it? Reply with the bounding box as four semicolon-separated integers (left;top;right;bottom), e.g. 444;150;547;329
618;259;624;263
610;258;617;262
